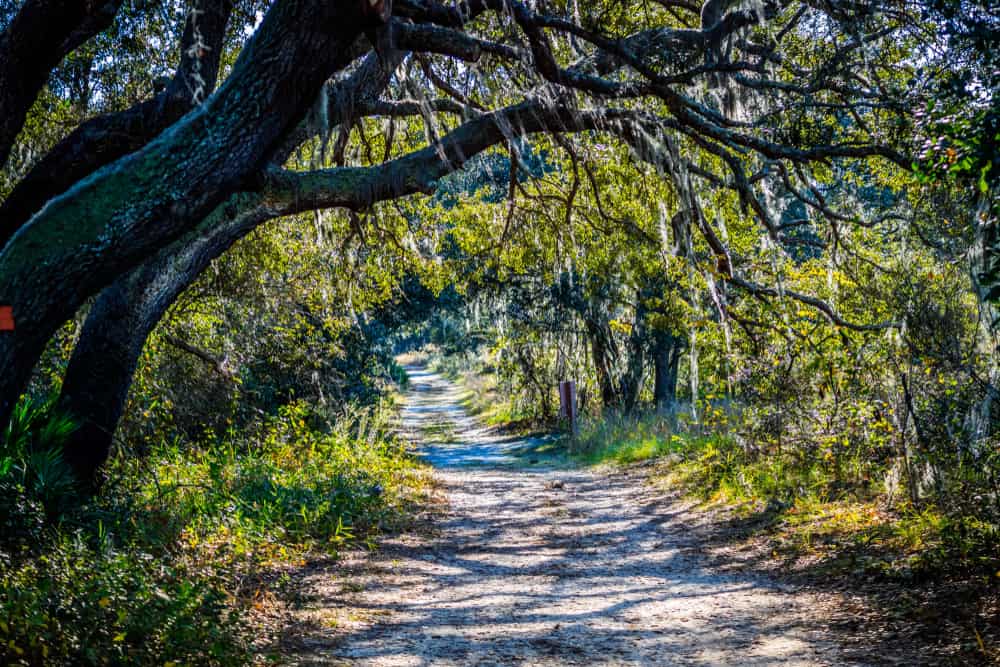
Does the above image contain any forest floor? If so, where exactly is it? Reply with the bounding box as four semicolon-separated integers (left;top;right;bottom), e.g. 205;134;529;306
279;367;918;666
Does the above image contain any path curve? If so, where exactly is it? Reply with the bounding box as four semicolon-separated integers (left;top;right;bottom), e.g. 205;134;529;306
285;366;859;666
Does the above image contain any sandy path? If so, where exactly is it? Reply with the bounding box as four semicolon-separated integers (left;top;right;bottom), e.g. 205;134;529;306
283;367;858;666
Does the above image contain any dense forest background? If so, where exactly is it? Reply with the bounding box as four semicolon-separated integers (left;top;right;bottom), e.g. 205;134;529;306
1;0;999;662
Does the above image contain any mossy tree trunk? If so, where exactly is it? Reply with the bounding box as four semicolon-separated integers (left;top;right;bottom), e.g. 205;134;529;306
0;0;389;427
0;0;234;241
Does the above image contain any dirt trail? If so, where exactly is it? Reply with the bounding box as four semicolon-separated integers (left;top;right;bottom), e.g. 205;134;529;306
284;367;861;666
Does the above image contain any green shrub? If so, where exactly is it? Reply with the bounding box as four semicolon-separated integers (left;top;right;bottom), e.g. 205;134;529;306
0;535;248;665
0;396;80;549
148;400;420;562
0;396;423;665
572;412;689;465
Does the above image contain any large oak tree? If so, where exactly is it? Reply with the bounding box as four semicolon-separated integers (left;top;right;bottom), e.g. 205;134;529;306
0;0;924;483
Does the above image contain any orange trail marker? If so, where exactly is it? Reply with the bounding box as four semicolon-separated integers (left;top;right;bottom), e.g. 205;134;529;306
0;306;14;331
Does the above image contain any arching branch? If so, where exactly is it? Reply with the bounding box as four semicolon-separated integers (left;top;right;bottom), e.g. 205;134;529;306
0;0;125;167
0;0;235;242
0;0;390;426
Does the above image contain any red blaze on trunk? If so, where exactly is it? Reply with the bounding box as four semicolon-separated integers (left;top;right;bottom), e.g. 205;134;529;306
0;306;14;330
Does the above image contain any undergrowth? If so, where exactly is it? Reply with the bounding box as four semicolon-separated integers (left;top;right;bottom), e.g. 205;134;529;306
0;396;425;665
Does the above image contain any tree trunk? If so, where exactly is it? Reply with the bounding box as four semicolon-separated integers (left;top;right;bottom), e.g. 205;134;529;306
587;320;618;409
58;279;154;486
0;0;389;426
554;275;623;411
620;290;647;413
0;0;234;241
57;202;272;484
58;49;404;485
652;331;683;411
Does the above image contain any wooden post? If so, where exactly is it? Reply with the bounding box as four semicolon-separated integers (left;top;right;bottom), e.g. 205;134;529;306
559;380;578;436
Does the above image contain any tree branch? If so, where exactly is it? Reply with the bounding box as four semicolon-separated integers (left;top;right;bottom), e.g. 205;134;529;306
0;0;234;243
728;275;900;331
263;101;634;212
161;334;234;379
0;0;391;424
0;0;125;167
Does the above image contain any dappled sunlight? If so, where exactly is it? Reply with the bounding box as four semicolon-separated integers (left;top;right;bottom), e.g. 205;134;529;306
285;368;848;665
1;0;994;661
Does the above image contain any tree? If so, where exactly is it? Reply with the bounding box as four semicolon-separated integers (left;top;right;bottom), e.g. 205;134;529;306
0;0;126;166
0;0;390;425
1;0;926;481
0;0;235;240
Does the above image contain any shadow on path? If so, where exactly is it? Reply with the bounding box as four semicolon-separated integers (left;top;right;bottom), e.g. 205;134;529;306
282;365;860;666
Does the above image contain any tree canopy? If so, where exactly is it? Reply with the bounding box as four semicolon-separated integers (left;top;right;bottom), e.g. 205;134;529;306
0;0;993;481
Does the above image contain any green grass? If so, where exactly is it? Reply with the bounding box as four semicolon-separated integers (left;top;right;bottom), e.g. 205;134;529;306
570;411;713;466
435;361;541;429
